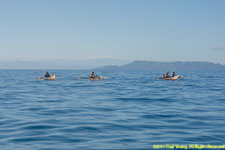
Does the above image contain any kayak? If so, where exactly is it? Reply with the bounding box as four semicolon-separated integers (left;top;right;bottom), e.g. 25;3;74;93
78;76;108;80
163;76;180;80
89;77;100;81
36;74;56;80
44;74;56;80
157;76;184;80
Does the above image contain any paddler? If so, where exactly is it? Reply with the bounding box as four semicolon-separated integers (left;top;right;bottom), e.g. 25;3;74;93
89;72;95;79
171;71;175;77
165;72;169;78
44;71;50;77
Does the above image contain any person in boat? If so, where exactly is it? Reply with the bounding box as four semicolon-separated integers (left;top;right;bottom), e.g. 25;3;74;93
44;71;50;78
165;72;169;78
89;72;95;78
171;71;175;77
162;74;165;79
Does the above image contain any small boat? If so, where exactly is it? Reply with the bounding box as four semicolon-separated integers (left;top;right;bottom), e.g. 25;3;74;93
157;76;184;80
44;74;56;80
36;74;56;80
89;77;100;81
78;76;108;81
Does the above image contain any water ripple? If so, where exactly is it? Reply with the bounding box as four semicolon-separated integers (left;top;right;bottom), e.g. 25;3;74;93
0;70;225;149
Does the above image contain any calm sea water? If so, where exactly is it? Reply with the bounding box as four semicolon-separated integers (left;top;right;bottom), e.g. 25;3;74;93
0;70;225;150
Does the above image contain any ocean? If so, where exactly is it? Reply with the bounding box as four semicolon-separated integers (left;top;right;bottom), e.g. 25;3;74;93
0;70;225;150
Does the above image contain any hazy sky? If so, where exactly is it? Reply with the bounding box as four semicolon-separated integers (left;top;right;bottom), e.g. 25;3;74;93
0;0;225;64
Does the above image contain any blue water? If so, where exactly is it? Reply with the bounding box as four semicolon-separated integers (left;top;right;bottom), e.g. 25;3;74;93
0;70;225;150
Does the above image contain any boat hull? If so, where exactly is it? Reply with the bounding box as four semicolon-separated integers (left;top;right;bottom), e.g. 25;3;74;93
89;77;100;81
158;76;184;80
37;74;56;80
44;74;56;80
164;76;179;80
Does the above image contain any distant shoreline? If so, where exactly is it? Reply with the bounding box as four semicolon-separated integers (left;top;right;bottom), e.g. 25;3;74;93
0;60;225;71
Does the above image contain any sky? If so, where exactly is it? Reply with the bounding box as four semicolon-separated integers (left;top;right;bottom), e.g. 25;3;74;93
0;0;225;64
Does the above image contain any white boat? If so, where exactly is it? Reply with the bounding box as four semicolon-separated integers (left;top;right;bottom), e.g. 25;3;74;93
157;76;184;80
36;74;56;80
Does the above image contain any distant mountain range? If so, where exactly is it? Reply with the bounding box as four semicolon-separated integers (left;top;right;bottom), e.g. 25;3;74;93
1;59;225;71
96;60;225;71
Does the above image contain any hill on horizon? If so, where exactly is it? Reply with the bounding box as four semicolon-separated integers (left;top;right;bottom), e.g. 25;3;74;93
1;59;225;71
96;60;225;71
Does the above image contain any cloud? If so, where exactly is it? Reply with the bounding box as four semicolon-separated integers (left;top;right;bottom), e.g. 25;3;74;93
64;55;114;61
90;55;114;59
211;46;225;51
